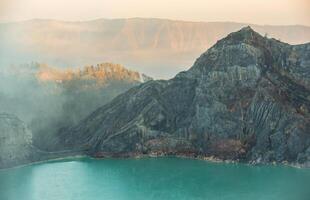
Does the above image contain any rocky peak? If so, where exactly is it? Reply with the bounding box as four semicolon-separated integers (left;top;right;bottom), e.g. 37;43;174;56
54;27;310;167
187;26;291;77
225;26;262;42
215;25;287;50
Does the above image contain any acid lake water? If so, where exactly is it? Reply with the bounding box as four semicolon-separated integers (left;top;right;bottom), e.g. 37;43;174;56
0;157;309;200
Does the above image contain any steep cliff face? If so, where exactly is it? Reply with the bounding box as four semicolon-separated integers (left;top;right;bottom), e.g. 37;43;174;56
58;27;310;166
0;113;37;168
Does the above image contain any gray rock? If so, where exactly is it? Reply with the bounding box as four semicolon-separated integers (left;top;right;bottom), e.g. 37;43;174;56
0;113;37;168
0;113;88;169
58;27;309;165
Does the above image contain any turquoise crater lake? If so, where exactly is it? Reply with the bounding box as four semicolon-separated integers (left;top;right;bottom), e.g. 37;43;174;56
0;157;309;200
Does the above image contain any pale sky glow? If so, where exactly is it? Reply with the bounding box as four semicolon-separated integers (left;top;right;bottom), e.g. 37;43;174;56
0;0;309;25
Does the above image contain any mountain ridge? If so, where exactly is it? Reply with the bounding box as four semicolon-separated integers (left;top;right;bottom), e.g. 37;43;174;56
5;18;310;27
52;26;310;166
1;27;309;169
1;19;310;78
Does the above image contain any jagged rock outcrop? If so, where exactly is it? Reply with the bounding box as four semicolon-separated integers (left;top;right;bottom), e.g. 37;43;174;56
57;27;310;166
0;113;85;169
0;113;38;168
36;62;150;84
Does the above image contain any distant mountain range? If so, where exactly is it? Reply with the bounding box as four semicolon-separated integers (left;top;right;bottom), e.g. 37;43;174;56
1;18;310;78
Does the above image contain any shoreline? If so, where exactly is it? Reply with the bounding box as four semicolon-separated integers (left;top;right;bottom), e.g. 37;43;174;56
1;153;308;171
0;155;87;171
91;151;310;169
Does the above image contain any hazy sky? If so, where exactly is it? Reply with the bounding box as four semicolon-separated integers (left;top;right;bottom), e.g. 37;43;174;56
0;0;309;25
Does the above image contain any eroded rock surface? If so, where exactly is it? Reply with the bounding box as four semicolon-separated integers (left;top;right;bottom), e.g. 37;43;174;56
0;113;38;168
57;27;310;166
